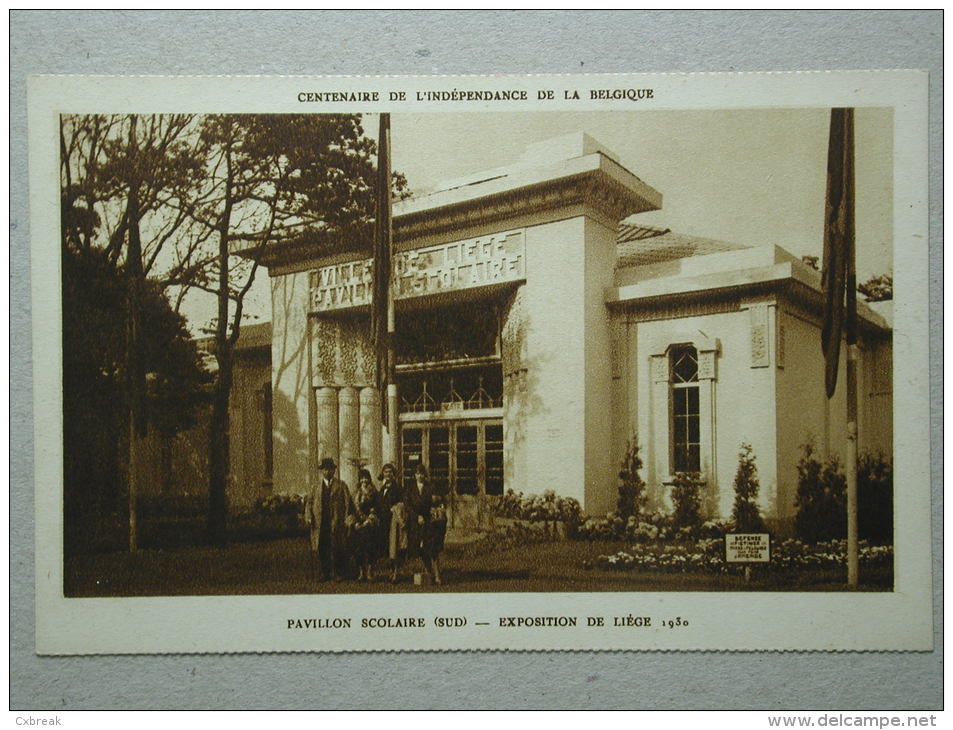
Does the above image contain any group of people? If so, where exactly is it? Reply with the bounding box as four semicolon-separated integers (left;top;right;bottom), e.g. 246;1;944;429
304;457;448;585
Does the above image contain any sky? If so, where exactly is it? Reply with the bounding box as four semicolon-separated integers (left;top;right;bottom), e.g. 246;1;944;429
181;108;894;334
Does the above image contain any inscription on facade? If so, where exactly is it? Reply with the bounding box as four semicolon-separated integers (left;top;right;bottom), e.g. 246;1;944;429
310;231;526;313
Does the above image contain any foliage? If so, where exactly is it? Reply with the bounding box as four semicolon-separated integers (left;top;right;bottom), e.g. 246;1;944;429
60;114;205;271
494;489;582;527
494;489;524;519
62;245;211;555
795;445;894;545
61;112;410;547
617;435;647;522
731;443;767;533
858;273;893;302
670;472;704;530
858;453;893;544
585;539;893;574
794;443;846;543
575;508;735;543
255;493;306;517
235;493;307;534
191;115;408;544
576;514;627;541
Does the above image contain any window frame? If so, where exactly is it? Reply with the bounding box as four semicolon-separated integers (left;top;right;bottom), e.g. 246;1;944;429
668;344;702;474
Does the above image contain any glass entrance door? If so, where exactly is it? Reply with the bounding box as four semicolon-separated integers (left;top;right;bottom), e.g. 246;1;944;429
400;419;503;528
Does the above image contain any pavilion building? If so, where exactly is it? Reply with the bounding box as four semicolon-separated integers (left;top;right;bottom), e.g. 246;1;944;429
148;132;893;529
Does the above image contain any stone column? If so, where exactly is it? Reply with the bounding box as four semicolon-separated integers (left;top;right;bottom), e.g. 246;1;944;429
337;386;360;491
315;387;339;474
359;386;382;482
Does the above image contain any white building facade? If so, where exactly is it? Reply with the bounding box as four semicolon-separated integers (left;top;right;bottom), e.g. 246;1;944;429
218;132;892;527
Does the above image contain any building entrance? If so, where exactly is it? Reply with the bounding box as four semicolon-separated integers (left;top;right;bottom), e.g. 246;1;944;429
400;419;503;529
393;298;506;528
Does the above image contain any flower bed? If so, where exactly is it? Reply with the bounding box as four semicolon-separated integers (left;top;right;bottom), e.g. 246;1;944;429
584;538;893;574
495;489;581;527
575;511;734;543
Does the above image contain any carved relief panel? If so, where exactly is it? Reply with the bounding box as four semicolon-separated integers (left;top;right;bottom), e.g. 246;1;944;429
312;316;376;388
748;303;770;368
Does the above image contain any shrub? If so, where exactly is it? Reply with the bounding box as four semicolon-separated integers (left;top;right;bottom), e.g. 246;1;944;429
697;519;734;540
731;443;767;533
794;443;846;543
617;435;647;522
858;453;893;545
493;489;581;529
576;515;624;541
585;538;893;574
255;493;305;518
670;472;704;531
495;489;524;519
794;446;894;545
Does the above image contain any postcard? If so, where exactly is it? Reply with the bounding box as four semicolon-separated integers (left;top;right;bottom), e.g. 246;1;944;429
30;70;931;653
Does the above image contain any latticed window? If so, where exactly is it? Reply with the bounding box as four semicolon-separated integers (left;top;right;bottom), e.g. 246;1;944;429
670;345;700;473
398;365;503;414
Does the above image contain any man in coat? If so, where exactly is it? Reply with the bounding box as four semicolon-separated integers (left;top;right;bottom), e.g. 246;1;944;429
304;457;354;581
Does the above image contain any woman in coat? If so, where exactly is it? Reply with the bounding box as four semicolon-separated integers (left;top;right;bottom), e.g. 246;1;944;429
378;462;411;583
413;463;448;585
350;468;381;581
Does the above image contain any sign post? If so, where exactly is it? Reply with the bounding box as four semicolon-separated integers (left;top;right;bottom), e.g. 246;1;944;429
725;533;771;583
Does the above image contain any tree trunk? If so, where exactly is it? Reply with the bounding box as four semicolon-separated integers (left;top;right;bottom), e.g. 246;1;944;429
207;362;231;545
207;141;234;547
124;115;145;552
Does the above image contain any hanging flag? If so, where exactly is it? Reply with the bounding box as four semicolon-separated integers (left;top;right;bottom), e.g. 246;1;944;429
371;113;392;424
821;108;856;399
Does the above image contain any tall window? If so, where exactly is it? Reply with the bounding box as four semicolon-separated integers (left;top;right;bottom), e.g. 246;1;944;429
670;345;700;473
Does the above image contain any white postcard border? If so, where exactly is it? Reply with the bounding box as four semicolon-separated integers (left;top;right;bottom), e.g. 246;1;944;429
30;70;932;654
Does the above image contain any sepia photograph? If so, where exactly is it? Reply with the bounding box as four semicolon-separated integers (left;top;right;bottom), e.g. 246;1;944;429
13;10;940;715
60;107;895;598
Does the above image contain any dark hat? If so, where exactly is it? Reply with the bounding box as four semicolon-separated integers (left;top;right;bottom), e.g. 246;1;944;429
319;457;337;470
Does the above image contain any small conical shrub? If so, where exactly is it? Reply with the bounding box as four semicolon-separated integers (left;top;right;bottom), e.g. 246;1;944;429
731;443;767;533
617;435;646;521
671;471;703;530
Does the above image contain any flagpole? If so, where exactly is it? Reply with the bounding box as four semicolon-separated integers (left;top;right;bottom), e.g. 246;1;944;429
821;107;858;587
846;344;859;586
843;109;859;588
371;112;400;466
385;136;398;469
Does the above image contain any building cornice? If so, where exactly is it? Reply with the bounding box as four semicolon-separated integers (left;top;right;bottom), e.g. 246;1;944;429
394;154;661;244
242;152;662;273
607;261;890;336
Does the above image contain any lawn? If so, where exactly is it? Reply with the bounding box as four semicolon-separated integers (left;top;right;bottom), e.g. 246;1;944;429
64;536;892;597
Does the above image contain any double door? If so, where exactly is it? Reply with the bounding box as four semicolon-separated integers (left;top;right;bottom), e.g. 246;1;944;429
400;419;503;528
